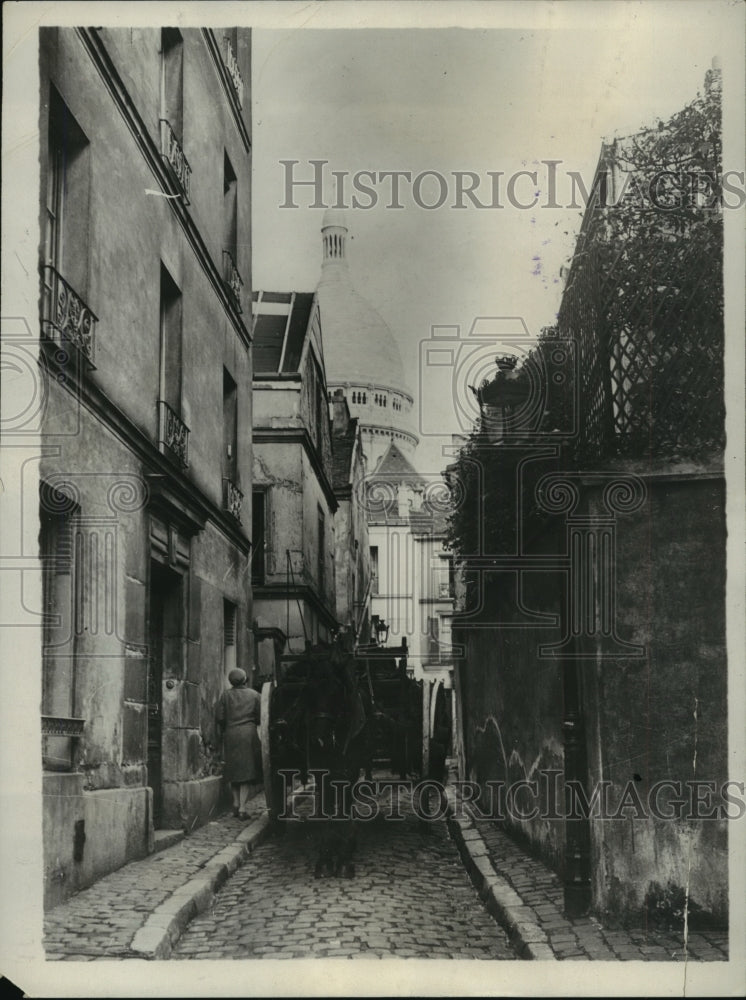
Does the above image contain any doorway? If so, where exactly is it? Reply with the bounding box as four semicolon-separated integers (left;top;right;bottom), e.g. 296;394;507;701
147;560;182;828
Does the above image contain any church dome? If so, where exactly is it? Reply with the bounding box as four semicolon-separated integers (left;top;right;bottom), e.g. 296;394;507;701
321;207;349;230
316;216;411;398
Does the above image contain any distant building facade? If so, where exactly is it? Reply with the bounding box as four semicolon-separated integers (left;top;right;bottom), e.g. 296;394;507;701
366;443;454;682
330;390;370;643
38;26;252;907
251;291;338;673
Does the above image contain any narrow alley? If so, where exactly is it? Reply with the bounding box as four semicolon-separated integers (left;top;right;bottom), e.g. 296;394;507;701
171;785;517;961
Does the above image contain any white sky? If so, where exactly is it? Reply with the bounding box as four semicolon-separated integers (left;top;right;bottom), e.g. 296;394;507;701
251;5;742;468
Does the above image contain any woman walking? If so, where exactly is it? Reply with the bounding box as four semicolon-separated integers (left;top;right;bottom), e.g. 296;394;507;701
216;668;261;820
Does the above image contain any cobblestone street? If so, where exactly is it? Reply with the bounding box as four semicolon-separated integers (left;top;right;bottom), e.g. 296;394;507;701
171;786;517;960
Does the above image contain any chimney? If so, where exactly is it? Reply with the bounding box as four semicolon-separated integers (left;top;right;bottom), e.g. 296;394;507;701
332;388;349;436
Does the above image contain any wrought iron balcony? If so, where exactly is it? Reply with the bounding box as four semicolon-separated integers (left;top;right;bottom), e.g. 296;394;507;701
41;715;85;737
158;400;190;468
41;265;97;364
223;36;244;108
223;477;244;522
223;250;243;312
41;715;85;772
159;119;191;203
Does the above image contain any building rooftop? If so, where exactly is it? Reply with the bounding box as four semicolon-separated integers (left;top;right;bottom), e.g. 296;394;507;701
252;291;315;374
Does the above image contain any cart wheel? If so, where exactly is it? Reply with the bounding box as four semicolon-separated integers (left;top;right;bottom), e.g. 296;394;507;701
260;681;285;821
429;680;442;744
428;679;450;783
421;680;432;778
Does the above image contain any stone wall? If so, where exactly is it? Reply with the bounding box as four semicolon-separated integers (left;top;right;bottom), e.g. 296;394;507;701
583;475;728;926
454;562;566;873
454;473;728;927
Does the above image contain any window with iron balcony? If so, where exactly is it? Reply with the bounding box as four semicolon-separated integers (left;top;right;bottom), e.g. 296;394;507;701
159;29;191;203
222;152;242;310
157;265;189;468
41;88;96;367
222;367;242;520
223;31;245;109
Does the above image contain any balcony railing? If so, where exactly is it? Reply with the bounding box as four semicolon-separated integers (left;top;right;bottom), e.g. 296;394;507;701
158;400;190;468
223;477;244;522
41;265;97;364
41;715;85;738
223;36;244;108
223;250;243;312
159;119;191;203
41;715;85;772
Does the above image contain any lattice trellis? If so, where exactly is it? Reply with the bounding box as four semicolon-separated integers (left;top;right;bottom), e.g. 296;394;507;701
601;233;724;457
557;234;613;463
557;205;723;462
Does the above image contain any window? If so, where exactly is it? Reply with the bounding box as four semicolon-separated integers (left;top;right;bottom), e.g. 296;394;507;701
42;89;94;361
223;599;237;677
251;491;266;584
158;265;188;466
44;88;90;287
317;508;326;594
370;545;379;595
223;151;238;268
222;367;238;483
40;482;81;771
222;29;244;108
159;29;191;201
314;368;325;452
159;265;182;413
160;28;184;141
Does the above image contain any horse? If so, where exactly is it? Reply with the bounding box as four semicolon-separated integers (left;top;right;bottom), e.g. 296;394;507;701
302;641;369;879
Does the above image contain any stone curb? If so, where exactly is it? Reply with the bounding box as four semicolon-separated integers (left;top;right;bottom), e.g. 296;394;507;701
445;803;557;962
129;811;271;959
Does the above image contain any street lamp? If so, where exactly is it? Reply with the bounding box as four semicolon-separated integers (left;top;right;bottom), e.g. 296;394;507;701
374;617;390;646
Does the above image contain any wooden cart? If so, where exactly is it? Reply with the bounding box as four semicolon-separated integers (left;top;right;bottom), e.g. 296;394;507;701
260;637;440;821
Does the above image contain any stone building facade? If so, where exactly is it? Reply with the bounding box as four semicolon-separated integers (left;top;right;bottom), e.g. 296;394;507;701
366;443;455;684
251;291;338;673
38;27;252;907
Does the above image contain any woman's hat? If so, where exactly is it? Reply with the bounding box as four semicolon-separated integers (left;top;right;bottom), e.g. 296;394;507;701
228;668;247;687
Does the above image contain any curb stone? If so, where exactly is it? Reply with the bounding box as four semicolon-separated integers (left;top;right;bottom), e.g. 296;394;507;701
129;812;271;959
446;809;557;961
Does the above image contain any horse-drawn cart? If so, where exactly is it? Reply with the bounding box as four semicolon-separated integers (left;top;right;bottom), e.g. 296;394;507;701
260;636;442;823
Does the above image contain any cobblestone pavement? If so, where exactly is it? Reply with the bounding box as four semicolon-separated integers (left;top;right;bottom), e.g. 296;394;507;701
472;814;729;962
44;788;266;960
172;787;517;960
42;774;730;964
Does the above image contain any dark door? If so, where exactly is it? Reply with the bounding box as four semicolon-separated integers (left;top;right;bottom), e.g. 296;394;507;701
148;561;182;828
147;563;166;828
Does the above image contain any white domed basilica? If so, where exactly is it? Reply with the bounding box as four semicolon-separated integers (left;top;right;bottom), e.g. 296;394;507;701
316;209;418;471
316;211;454;686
